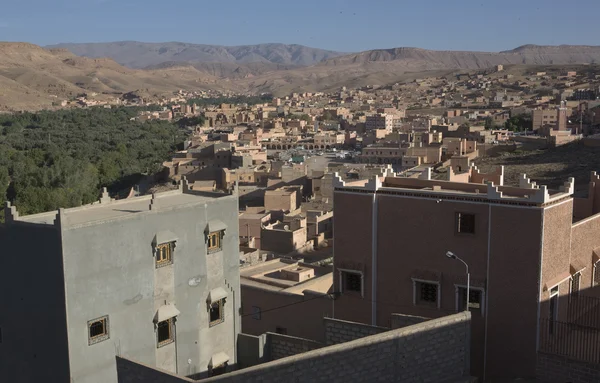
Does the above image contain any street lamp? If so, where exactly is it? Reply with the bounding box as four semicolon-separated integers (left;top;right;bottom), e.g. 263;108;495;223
446;251;470;312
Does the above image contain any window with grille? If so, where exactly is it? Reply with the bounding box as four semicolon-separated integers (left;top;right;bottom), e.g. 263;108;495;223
210;299;224;327
458;287;483;312
208;231;223;253
88;316;109;345
342;271;362;294
456;213;475;234
157;319;174;347
594;263;600;286
156;242;174;268
571;273;581;297
415;281;439;307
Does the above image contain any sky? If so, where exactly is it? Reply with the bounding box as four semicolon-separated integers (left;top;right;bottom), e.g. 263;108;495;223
1;0;599;52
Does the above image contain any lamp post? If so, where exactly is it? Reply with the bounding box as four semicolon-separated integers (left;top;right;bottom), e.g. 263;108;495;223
446;251;470;312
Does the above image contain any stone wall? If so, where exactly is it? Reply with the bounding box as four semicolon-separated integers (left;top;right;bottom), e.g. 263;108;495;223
117;312;471;383
324;317;388;345
536;352;600;383
266;333;323;360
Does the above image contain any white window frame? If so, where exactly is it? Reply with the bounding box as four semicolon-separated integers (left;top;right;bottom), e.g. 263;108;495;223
338;268;364;297
412;278;440;309
454;285;485;317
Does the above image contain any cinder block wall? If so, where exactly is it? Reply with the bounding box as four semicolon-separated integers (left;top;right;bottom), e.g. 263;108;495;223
266;333;323;360
117;312;471;383
324;317;388;345
536;352;600;383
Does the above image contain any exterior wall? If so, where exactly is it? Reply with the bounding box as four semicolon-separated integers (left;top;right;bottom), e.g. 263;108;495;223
536;352;600;383
539;200;576;324
240;286;332;343
390;314;429;329
60;192;241;383
264;191;295;212
333;192;374;325
334;187;545;380
117;312;472;383
570;213;600;300
324;318;387;345
485;204;543;379
0;222;71;383
260;226;307;255
266;333;323;360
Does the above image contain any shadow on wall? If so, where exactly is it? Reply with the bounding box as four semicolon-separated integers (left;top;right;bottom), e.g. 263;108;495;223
115;312;472;383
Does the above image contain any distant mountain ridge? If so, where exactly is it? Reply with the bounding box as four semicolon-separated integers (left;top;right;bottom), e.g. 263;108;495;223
45;41;348;68
320;44;600;67
4;41;600;111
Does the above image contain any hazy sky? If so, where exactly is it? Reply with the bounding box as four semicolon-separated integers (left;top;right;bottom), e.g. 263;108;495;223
1;0;599;52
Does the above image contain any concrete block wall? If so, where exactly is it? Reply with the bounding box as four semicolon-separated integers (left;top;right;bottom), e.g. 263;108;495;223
324;317;388;345
117;312;471;383
266;333;323;360
536;352;600;383
390;313;429;329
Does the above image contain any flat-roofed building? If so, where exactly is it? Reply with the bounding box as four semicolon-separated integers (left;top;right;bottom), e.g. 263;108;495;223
0;181;241;382
331;166;600;380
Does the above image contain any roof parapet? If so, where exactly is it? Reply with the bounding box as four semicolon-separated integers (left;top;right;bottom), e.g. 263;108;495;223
365;175;382;191
4;201;19;224
560;177;575;194
419;167;432;180
99;187;112;204
519;173;538;189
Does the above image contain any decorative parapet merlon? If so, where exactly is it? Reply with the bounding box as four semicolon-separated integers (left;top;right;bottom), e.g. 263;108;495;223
560;177;575;195
365;175;382;191
332;172;346;188
486;182;503;200
519;173;537;189
4;201;19;224
99;187;112;204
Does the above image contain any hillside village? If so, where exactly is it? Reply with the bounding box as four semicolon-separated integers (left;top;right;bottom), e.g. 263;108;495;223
5;47;600;383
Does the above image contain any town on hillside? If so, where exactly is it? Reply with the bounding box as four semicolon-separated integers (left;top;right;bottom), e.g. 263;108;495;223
4;63;600;383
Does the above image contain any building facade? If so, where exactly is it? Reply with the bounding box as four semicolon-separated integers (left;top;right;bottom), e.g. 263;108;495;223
0;182;241;383
331;167;600;380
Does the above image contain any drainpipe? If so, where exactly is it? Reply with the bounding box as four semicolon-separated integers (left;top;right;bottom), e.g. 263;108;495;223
483;203;491;381
371;191;378;326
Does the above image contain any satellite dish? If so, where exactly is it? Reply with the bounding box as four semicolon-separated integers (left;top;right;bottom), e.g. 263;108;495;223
283;225;290;231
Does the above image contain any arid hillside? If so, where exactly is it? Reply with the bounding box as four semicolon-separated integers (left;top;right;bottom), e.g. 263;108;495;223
0;42;231;110
3;42;600;110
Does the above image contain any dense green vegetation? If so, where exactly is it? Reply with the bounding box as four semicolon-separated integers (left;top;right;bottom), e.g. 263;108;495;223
186;94;272;107
0;107;187;217
484;113;532;131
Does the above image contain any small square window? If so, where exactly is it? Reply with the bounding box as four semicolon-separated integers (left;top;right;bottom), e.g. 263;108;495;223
156;242;174;268
208;231;223;253
342;271;362;294
456;213;475;234
157;319;174;347
88;316;109;345
210;299;224;327
276;326;288;335
415;281;439;307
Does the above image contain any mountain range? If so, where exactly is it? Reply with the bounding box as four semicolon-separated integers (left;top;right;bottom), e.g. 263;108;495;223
45;42;348;68
2;41;600;110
